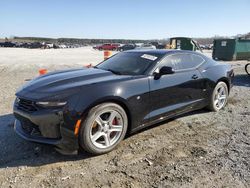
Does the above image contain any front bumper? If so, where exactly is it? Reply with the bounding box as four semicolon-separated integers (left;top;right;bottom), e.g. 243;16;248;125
13;106;79;155
14;119;61;144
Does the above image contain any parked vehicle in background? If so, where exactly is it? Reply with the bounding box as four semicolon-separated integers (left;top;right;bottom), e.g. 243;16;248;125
94;43;119;51
45;43;54;49
135;44;156;49
200;45;205;50
1;42;16;47
14;42;24;48
118;44;136;51
112;43;122;49
200;44;213;50
169;37;202;52
59;44;67;49
13;49;234;155
150;42;166;49
206;44;213;50
0;41;75;49
93;44;102;50
29;42;43;49
14;42;43;49
135;43;144;48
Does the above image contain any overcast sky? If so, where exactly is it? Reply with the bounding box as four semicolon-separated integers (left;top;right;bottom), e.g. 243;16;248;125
0;0;250;39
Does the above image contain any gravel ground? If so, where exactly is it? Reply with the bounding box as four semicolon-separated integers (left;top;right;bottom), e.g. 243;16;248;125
0;48;249;188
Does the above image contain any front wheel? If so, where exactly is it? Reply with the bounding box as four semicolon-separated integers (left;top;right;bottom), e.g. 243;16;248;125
208;82;228;112
79;103;128;155
245;63;250;75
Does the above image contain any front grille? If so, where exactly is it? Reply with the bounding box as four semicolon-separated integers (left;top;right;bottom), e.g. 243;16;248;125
17;98;38;112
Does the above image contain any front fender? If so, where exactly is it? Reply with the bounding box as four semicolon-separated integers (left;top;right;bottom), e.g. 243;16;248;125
70;76;150;132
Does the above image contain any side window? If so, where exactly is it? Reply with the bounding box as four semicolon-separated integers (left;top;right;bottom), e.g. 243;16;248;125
159;54;204;71
190;54;204;67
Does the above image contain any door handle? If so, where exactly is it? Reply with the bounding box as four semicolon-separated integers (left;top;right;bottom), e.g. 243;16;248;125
192;74;198;80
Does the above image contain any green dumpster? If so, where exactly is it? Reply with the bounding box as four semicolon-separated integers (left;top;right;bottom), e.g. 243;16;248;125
169;37;202;52
213;38;250;61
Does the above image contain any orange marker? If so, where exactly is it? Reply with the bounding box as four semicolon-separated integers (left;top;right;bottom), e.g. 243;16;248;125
74;119;82;135
39;69;47;75
104;51;112;60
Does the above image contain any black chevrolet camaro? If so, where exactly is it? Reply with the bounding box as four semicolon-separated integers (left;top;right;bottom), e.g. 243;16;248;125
13;50;234;155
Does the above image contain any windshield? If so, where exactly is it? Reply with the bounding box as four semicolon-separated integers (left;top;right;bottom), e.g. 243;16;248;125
96;52;162;75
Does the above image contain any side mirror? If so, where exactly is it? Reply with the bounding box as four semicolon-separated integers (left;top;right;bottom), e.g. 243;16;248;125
154;66;175;80
159;66;175;75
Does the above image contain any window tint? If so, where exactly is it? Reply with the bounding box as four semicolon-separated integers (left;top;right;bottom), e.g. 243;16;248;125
97;52;163;75
190;54;204;67
159;54;204;71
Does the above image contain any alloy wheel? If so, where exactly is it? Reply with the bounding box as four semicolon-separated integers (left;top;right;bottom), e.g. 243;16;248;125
90;110;123;149
213;85;227;110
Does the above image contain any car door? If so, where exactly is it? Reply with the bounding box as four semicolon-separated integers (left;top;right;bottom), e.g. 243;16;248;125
148;53;206;123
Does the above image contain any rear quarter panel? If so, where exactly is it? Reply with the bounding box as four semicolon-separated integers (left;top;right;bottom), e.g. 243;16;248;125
199;60;233;96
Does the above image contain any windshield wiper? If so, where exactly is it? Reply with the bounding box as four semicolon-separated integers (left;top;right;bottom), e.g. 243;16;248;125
106;69;122;75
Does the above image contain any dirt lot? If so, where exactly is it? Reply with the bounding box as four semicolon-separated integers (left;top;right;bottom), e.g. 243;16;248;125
0;47;249;188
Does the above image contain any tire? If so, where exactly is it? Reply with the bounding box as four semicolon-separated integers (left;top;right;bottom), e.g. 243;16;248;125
79;103;128;155
208;81;228;112
245;63;250;75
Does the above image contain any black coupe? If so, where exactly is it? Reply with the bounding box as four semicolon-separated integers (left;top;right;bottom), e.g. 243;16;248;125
13;50;234;155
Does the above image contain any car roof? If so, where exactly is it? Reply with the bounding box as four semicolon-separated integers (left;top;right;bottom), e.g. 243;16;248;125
124;49;210;62
124;49;203;56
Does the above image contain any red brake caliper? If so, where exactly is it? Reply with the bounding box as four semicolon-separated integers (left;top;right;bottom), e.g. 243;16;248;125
111;117;118;137
112;117;118;125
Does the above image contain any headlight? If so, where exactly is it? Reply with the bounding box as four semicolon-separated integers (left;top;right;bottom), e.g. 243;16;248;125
36;101;67;108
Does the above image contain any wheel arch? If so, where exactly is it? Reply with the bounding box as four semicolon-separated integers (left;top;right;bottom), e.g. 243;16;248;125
217;77;230;93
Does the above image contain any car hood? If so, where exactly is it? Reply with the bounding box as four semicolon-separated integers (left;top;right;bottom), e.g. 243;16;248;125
16;68;132;100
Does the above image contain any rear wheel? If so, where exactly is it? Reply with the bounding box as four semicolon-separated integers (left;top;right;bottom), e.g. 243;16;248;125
208;82;228;112
79;103;128;155
245;63;250;75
